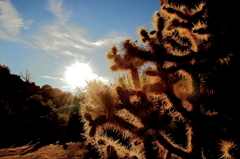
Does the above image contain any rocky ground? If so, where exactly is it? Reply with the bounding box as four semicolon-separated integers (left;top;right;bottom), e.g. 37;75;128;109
0;142;92;159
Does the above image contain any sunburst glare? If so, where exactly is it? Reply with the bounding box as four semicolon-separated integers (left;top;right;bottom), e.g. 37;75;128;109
65;62;96;87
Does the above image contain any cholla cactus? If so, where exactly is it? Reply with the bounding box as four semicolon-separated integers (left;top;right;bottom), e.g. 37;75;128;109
80;1;238;159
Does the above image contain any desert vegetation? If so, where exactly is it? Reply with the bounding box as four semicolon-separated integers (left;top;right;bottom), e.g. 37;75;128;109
0;65;84;151
79;0;239;159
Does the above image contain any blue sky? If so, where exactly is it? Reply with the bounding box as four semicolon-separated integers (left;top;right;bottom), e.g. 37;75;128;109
0;0;160;92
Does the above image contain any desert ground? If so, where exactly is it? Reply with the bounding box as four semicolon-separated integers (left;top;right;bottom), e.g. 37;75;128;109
0;141;93;159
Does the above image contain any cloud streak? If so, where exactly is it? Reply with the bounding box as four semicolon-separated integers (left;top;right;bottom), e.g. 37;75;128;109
33;0;129;58
0;0;34;44
0;0;23;35
47;0;71;23
23;20;34;30
39;75;64;80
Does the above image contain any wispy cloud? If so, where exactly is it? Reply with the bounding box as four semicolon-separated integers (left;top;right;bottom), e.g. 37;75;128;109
39;75;64;80
0;0;33;44
23;19;34;30
47;0;71;23
93;31;130;46
0;0;23;35
33;0;129;58
0;29;28;44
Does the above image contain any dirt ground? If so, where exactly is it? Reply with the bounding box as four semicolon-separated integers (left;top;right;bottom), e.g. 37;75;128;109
0;142;90;159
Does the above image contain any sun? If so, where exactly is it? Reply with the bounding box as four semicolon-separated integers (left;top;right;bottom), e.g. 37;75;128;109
65;62;96;87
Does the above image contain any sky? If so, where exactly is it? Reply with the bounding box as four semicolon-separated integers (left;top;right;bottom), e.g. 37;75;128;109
0;0;160;92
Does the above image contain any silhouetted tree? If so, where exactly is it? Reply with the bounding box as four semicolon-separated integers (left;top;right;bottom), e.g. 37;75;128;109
21;70;32;83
